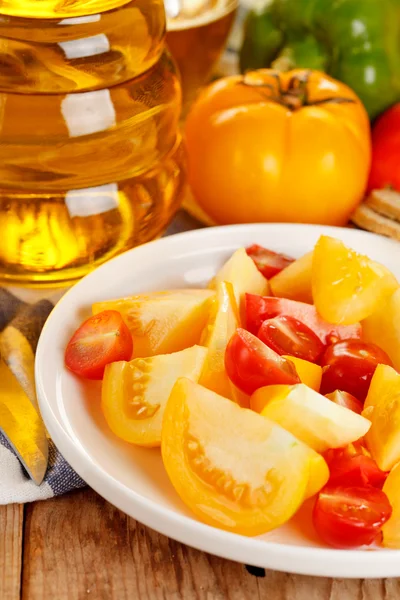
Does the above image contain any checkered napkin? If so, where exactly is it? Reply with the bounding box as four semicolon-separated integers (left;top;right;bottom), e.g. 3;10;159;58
0;211;203;505
0;288;85;504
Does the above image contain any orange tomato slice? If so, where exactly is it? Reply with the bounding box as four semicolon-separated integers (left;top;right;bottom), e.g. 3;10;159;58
161;378;326;536
102;345;208;447
312;236;398;325
93;289;214;358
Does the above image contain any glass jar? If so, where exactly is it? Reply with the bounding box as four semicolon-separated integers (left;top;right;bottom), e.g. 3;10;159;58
165;0;237;114
0;0;186;285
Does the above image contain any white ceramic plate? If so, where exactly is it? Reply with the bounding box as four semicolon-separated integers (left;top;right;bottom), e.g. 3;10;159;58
36;223;400;579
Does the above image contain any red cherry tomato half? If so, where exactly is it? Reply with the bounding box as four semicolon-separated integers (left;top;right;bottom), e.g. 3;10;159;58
257;315;326;363
325;390;363;414
327;451;388;489
313;486;392;548
65;310;133;380
320;339;393;401
245;295;362;343
246;245;294;279
225;328;300;396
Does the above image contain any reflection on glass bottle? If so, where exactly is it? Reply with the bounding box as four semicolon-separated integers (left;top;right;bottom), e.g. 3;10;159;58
0;0;186;284
166;0;237;113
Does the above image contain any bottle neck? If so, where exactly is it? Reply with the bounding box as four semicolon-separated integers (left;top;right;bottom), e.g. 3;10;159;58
0;0;132;19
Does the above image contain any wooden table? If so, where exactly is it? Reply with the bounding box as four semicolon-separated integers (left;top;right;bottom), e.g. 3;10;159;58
2;489;400;600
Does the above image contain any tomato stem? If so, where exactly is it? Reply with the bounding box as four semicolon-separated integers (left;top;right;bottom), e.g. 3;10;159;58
239;70;355;111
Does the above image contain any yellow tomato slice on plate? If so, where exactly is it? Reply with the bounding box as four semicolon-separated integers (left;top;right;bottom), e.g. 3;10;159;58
312;236;398;325
249;383;329;499
93;289;214;358
102;345;207;447
270;251;314;304
282;355;322;391
363;364;400;472
211;248;269;320
258;383;370;452
250;384;292;414
199;281;241;400
304;453;330;500
382;462;400;548
161;377;325;536
363;288;400;371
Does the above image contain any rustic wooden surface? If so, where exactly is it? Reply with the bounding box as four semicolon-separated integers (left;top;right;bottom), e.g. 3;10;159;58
0;489;399;599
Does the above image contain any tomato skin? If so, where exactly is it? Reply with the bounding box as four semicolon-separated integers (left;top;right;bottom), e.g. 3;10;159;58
325;390;363;415
225;328;300;396
245;295;362;343
313;486;392;548
246;245;294;279
320;340;393;401
65;310;133;380
257;315;325;363
326;451;388;489
368;104;400;193
185;70;370;226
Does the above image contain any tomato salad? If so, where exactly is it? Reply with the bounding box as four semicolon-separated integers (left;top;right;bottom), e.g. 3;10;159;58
65;235;400;549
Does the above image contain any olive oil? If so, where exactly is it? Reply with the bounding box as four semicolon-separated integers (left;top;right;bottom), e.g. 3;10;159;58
0;0;185;285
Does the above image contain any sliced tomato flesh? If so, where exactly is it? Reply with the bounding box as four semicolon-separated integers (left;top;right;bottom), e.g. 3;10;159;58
65;310;133;380
257;315;325;363
246;245;294;279
325;390;363;414
225;328;300;396
320;339;393;401
313;485;392;548
327;451;388;489
245;295;362;343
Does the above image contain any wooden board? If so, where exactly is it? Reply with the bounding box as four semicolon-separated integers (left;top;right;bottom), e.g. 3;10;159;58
15;489;400;600
0;504;23;600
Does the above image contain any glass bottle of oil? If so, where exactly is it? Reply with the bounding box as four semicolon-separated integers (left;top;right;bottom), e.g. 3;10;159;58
0;0;186;285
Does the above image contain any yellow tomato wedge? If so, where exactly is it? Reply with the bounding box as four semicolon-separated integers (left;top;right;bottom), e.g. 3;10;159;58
363;288;400;371
249;382;328;499
93;289;214;358
199;281;240;399
312;236;398;325
211;248;269;319
102;345;208;447
363;364;400;472
258;383;371;452
305;454;330;501
270;251;313;304
282;355;322;391
161;378;327;536
382;462;400;548
250;384;292;414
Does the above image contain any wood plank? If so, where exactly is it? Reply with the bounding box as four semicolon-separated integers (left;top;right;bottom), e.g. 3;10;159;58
21;488;400;600
0;503;24;600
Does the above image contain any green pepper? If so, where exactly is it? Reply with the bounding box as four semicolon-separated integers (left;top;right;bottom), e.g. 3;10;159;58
240;0;400;120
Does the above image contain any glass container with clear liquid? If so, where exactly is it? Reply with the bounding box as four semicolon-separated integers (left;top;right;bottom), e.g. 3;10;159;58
0;0;185;285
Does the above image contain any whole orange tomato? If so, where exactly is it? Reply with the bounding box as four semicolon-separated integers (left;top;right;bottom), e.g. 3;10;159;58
185;69;371;225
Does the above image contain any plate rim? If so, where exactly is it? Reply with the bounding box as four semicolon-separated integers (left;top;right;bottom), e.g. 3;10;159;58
35;222;400;579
